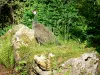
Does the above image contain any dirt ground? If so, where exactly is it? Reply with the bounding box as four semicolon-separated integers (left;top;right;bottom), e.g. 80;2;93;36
0;64;13;75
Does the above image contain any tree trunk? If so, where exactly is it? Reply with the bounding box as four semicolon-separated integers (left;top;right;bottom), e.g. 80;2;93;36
9;6;14;24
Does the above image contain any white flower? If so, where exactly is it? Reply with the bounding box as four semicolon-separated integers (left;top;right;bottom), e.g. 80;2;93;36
34;55;46;62
49;53;55;58
33;11;37;15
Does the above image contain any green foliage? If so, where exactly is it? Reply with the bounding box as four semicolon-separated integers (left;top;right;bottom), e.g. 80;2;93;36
16;60;28;75
22;10;34;28
21;0;87;41
0;25;12;36
0;33;14;68
78;0;100;47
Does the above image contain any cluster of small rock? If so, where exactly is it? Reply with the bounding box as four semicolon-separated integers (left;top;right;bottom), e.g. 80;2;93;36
31;52;99;75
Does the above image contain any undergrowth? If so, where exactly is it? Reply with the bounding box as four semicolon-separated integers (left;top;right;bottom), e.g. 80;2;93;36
0;33;95;69
18;40;95;68
0;33;14;68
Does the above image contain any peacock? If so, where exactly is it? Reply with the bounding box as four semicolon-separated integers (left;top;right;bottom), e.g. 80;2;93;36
32;10;57;45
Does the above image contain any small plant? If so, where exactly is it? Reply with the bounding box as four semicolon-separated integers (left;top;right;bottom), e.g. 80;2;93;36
0;33;14;68
0;25;12;36
15;60;28;75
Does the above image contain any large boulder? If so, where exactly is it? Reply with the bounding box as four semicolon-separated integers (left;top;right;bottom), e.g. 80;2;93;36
12;24;37;50
11;24;37;62
61;52;99;75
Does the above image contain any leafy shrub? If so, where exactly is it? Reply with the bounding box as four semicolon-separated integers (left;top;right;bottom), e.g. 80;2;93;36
0;25;12;36
21;0;87;41
22;10;34;28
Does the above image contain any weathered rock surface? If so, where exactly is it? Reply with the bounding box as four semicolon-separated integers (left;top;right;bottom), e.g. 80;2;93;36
61;52;99;75
34;53;55;71
12;24;36;50
32;52;99;75
11;24;37;63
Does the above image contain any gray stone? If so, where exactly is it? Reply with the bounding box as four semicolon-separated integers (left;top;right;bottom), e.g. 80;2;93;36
11;24;37;63
12;24;36;50
61;52;99;75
